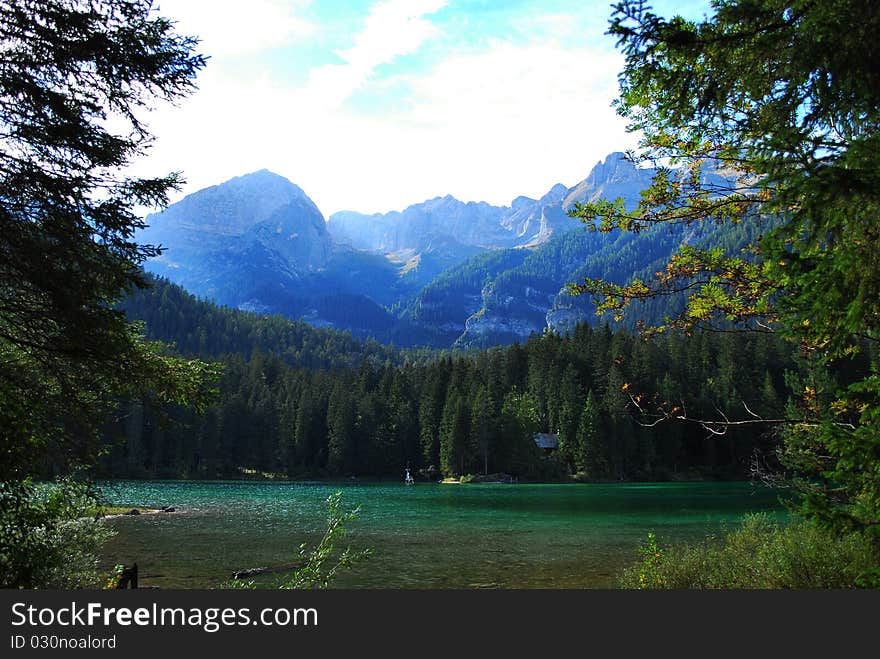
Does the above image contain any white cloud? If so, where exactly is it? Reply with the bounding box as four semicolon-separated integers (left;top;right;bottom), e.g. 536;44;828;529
154;0;316;57
342;0;447;69
408;41;619;125
300;0;447;111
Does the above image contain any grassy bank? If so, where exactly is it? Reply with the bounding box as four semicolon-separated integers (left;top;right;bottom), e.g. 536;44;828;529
619;513;880;589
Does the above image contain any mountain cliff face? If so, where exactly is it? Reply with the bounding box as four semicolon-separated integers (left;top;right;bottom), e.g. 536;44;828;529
562;150;651;209
447;212;763;348
329;196;511;252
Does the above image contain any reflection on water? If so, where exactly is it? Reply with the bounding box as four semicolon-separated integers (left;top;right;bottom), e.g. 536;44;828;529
98;480;787;589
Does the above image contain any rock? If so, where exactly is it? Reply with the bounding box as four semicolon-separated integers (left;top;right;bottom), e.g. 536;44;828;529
124;508;140;515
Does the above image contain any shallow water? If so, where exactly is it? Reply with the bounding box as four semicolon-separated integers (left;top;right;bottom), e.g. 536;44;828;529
98;480;787;588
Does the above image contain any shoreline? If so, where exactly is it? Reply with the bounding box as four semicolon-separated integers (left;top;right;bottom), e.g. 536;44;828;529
93;474;729;487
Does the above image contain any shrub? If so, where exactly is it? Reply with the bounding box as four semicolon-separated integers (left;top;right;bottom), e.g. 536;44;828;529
0;479;115;588
619;514;879;589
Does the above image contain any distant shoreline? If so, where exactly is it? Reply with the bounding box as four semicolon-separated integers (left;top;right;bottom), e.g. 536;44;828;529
94;473;723;486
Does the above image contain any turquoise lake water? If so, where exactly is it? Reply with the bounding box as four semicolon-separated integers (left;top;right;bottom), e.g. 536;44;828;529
98;480;788;588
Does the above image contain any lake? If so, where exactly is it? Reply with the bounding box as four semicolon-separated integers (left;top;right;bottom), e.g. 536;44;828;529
98;480;788;588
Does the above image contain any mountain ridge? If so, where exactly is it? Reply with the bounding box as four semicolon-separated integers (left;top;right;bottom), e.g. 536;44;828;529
135;153;739;348
326;151;647;252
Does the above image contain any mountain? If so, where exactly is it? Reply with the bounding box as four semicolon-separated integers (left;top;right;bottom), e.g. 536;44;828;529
138;170;332;306
137;170;424;339
426;211;770;348
137;153;745;348
329;195;511;251
399;248;531;346
561;150;653;209
394;155;756;347
324;152;656;296
328;152;654;253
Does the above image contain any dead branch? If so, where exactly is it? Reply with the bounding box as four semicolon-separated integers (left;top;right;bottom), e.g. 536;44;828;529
627;394;856;436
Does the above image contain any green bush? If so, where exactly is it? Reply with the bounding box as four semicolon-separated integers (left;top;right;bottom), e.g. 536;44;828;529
0;479;115;589
619;514;879;589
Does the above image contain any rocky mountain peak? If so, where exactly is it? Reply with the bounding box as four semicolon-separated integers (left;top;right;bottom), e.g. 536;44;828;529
511;195;536;210
143;169;320;239
563;152;653;211
137;169;333;308
540;183;569;205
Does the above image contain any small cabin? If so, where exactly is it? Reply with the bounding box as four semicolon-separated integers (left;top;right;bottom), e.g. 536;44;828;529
533;432;559;454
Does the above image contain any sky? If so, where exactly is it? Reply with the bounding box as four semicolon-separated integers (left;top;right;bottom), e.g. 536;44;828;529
140;0;712;217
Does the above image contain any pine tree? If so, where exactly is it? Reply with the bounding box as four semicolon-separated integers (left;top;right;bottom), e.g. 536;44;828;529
556;364;582;470
439;390;470;478
294;388;317;472
327;382;357;476
0;0;213;480
571;0;880;542
577;390;605;478
500;388;541;477
470;386;493;475
605;364;635;479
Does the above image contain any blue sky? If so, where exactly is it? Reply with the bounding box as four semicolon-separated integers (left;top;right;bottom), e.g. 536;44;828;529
143;0;712;215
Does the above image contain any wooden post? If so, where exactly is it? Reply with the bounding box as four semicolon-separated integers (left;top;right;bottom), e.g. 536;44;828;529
116;563;138;589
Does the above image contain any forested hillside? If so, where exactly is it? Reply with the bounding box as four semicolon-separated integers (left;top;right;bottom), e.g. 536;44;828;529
105;280;812;482
121;276;409;369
